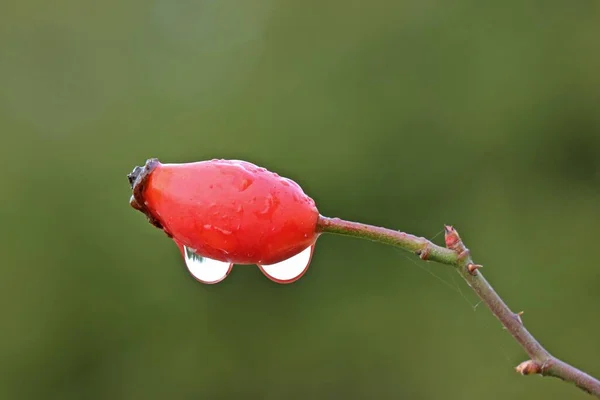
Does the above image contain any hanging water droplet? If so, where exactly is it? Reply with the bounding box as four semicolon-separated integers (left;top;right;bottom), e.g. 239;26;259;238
183;246;232;284
258;244;314;284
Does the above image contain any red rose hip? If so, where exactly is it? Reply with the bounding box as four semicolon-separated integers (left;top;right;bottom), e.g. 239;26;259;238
128;158;320;284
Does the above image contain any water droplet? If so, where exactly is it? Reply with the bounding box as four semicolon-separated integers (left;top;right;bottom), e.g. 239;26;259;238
239;178;252;191
258;194;273;215
208;203;219;215
213;225;232;235
258;244;314;284
183;246;232;284
203;224;212;230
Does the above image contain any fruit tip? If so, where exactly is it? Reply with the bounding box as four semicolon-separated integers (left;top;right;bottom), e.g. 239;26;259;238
128;158;161;189
128;158;163;231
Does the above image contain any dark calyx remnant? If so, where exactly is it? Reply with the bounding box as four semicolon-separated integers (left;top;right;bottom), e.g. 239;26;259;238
127;158;168;234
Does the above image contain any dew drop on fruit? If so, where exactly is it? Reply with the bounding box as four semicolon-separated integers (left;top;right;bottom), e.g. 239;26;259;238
183;246;232;284
213;226;232;235
257;194;274;215
258;244;314;284
239;178;252;191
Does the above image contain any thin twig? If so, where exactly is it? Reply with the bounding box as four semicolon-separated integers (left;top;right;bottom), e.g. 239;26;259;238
317;215;600;398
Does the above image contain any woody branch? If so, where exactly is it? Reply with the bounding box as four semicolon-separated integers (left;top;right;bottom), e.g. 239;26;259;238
317;215;600;398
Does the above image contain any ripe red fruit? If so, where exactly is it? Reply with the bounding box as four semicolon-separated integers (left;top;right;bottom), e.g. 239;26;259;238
128;158;320;284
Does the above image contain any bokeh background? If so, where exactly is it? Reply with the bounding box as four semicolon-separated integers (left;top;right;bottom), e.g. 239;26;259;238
1;1;599;399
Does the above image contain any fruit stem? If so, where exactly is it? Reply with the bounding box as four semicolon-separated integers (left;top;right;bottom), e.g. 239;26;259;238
316;216;458;265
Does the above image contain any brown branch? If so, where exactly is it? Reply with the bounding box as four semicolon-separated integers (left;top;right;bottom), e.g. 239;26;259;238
317;215;600;398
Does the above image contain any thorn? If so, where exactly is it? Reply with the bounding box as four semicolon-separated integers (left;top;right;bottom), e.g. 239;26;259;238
467;263;483;275
515;311;525;324
516;360;541;375
444;225;454;234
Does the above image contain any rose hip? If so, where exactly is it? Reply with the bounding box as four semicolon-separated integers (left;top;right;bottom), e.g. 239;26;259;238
128;158;320;284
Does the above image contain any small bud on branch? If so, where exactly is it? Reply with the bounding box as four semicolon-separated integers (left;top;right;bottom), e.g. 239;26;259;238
516;360;542;375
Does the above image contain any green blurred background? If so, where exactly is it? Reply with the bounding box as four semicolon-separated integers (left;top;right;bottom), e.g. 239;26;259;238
1;0;599;399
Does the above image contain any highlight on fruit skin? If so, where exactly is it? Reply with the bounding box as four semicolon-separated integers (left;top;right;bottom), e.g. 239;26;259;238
128;158;320;284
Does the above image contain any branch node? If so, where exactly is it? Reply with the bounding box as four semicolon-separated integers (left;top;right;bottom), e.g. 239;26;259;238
467;263;483;275
416;245;431;261
457;249;471;261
